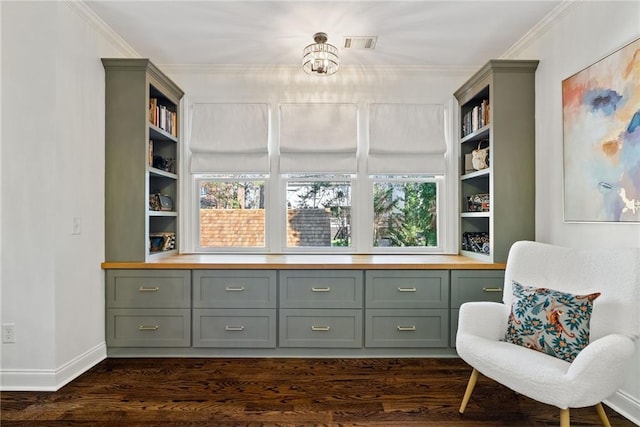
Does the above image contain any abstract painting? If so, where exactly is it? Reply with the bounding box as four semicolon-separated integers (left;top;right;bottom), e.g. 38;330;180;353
562;37;640;222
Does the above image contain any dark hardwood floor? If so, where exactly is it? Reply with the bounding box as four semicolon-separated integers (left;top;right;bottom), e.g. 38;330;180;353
1;358;636;426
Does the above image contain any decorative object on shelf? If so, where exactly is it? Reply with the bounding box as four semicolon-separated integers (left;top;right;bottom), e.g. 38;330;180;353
462;232;490;254
467;194;490;212
562;36;640;223
149;232;176;252
302;32;339;76
149;193;174;212
471;139;489;170
152;155;176;173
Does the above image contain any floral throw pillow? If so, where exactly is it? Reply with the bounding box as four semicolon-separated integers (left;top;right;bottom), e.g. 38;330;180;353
504;281;600;363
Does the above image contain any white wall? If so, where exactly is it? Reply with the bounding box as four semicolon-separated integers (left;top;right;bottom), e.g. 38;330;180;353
505;1;640;422
0;1;131;390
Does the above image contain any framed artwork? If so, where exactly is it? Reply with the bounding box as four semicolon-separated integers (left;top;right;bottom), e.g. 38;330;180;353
562;37;640;222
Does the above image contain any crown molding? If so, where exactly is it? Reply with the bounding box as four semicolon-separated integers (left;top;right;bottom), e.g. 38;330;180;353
65;1;139;58
501;0;576;59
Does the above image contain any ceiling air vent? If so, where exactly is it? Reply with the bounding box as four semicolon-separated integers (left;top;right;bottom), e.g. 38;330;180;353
343;36;377;50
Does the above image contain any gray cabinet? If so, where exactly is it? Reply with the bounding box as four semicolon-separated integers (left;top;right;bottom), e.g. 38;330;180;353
365;271;449;348
105;270;191;347
193;270;276;348
279;270;363;348
450;269;505;346
102;58;184;262
455;60;538;263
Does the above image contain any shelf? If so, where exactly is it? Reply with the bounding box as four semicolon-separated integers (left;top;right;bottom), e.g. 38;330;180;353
149;123;178;143
461;125;490;144
460;250;491;262
149;166;178;179
461;168;490;180
461;212;490;218
149;211;177;217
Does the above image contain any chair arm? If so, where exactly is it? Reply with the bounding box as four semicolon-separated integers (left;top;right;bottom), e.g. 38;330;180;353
457;301;510;342
565;334;636;407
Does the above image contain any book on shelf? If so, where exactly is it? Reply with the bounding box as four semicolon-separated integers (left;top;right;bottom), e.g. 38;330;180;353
461;99;490;137
149;98;178;137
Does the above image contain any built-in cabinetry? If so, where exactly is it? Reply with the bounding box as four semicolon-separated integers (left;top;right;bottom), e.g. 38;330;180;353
449;269;505;346
102;58;184;262
105;268;504;357
365;271;448;348
193;270;277;348
454;60;538;263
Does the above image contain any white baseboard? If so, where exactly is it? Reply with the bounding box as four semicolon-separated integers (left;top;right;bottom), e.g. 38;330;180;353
606;390;640;426
0;342;106;391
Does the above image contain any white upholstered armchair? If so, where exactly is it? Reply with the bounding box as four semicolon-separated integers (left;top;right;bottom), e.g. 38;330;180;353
457;241;640;426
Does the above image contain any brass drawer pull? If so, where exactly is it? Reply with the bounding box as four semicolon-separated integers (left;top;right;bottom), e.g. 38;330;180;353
398;287;417;292
225;326;245;331
138;286;159;292
482;287;503;293
225;286;245;292
311;287;331;292
397;326;417;331
311;326;331;331
138;325;159;331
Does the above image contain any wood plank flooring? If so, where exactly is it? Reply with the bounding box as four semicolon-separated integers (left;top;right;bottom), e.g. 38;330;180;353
1;358;636;426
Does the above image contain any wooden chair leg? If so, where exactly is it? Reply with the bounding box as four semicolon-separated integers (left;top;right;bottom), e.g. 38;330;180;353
459;368;479;414
560;408;570;427
595;403;611;427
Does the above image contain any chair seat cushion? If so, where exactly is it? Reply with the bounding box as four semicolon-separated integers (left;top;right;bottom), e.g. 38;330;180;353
504;281;600;362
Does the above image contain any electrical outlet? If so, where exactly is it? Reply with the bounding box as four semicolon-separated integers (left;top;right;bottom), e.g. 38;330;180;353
2;324;15;343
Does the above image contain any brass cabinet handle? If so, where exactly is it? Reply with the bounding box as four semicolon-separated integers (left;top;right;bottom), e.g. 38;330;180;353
397;326;417;331
311;326;331;331
311;287;331;292
397;287;417;292
138;286;159;292
138;325;159;331
482;287;503;292
225;326;245;331
225;286;245;292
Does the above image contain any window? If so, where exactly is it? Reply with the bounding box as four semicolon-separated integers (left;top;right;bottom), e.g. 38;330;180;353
187;102;450;254
197;177;266;249
285;177;353;248
372;177;438;248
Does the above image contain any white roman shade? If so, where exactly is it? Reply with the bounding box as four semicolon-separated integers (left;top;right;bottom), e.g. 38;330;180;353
368;103;447;174
189;103;269;174
279;104;357;174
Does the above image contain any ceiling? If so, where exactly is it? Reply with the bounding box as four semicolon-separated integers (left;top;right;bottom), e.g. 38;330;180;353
84;1;563;69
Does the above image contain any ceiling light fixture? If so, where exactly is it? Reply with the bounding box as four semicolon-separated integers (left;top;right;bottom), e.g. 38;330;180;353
302;32;339;76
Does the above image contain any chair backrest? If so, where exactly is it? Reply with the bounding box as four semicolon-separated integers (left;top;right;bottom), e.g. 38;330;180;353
503;240;640;341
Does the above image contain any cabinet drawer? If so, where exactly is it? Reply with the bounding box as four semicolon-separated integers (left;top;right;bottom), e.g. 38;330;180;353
365;309;448;348
193;270;276;308
106;308;190;347
279;271;363;309
365;270;449;309
279;309;362;348
106;270;190;308
450;270;505;308
193;309;276;348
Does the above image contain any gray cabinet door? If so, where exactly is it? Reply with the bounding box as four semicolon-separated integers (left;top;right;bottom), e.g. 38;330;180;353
365;270;449;309
106;308;190;347
365;309;449;348
193;308;276;348
106;270;191;308
193;270;276;308
279;270;363;309
279;309;363;348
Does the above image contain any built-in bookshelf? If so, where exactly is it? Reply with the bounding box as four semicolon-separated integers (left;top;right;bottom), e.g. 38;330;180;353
103;58;184;262
454;60;538;263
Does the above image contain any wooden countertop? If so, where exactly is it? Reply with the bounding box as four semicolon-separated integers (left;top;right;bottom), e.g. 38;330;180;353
102;254;506;270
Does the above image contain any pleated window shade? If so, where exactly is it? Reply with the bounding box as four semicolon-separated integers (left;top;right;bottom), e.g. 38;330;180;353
279;104;358;174
189;103;269;174
368;103;447;175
